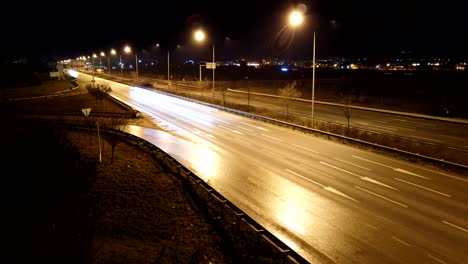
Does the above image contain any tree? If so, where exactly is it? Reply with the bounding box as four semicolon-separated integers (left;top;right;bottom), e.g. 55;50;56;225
100;117;129;164
86;82;112;110
277;81;302;120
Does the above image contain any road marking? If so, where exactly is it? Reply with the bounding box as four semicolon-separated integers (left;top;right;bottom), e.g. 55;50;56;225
410;135;443;143
352;155;393;169
364;222;377;230
391;118;407;122
352;156;431;180
394;178;451;197
431;170;468;183
298;163;335;179
286;170;357;202
291;144;319;154
240;122;269;131
370;124;398;131
207;134;216;139
219;125;245;135
392;236;411;247
261;149;285;159
354;186;408;208
215;119;231;124
355;122;369;125
237;126;254;132
361;177;398;190
427;254;448;264
394;168;430;179
261;134;282;141
319;162;362;177
442;221;468;233
324;186;358;202
232;137;250;145
333;157;371;170
286;169;325;187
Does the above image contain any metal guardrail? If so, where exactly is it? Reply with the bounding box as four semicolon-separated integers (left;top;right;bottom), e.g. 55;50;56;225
230;88;468;125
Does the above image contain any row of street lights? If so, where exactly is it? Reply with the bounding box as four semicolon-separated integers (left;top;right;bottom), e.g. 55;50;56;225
78;8;316;125
81;45;138;81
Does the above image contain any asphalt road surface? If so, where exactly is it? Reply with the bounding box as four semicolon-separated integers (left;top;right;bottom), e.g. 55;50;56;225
74;72;468;264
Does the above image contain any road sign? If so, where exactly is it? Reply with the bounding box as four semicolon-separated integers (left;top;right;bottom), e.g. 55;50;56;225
82;108;91;117
206;62;216;69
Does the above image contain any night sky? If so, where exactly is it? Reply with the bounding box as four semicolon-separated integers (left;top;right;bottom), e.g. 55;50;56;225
2;0;467;60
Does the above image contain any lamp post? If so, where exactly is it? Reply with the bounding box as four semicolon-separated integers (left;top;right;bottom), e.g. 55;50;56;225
92;53;97;83
194;29;215;101
289;10;316;127
167;49;170;85
100;51;105;69
124;45;138;79
109;49;116;75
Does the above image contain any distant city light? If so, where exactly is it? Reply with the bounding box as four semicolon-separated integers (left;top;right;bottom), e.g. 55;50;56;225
281;67;288;72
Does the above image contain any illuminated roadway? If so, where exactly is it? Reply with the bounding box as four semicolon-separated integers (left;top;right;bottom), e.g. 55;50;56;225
75;72;468;264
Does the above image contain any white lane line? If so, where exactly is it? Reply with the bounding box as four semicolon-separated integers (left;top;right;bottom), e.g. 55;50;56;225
352;155;393;169
240;122;270;131
354;186;408;208
215;119;231;124
218;125;245;135
361;177;398;190
333;157;371;171
261;134;282;141
427;254;448;264
393;168;430;180
237;126;255;132
355;121;369;125
320;162;397;190
261;149;285;159
323;186;358;202
352;156;431;180
394;178;451;197
391;118;407;122
286;169;325;187
320;162;362;177
392;236;412;247
371;125;398;131
364;222;377;230
291;144;319;154
410;135;443;143
430;170;468;183
232;137;251;145
298;163;335;179
286;170;357;202
442;221;468;233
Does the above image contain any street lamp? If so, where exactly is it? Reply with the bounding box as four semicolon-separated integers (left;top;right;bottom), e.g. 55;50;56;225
92;53;97;83
109;49;116;75
194;29;215;101
100;51;105;69
124;45;138;79
289;10;316;127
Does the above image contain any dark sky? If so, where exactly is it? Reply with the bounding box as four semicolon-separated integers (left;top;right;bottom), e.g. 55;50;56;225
3;0;468;60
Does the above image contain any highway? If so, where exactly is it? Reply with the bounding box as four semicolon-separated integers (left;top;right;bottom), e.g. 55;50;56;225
75;72;468;264
148;79;468;150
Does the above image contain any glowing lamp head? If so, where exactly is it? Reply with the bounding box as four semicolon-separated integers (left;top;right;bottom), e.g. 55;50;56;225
289;10;304;27
194;30;206;42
